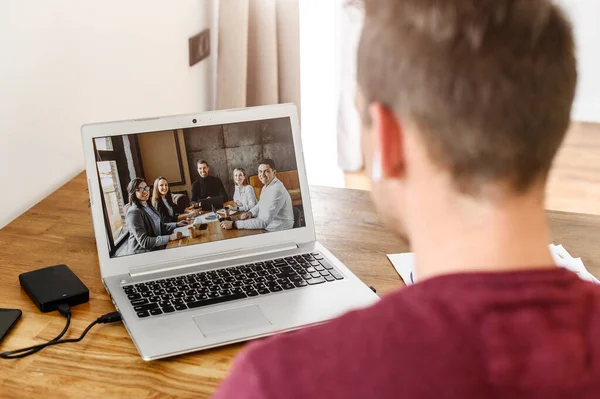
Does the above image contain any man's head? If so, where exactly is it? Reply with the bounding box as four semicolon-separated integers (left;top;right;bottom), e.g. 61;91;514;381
356;0;577;237
197;160;209;178
258;159;277;186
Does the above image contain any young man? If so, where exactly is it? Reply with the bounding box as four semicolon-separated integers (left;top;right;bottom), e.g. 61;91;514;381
215;1;600;398
190;160;229;203
220;159;294;232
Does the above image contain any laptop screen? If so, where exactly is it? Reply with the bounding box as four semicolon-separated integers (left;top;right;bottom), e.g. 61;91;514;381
93;117;305;258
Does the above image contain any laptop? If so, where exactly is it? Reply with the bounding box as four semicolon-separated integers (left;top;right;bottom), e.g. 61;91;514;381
82;103;379;360
198;196;224;212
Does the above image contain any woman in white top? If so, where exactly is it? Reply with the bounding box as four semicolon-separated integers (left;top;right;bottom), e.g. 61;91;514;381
232;168;258;211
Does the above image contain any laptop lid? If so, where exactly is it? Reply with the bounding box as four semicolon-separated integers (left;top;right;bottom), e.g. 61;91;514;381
81;104;316;278
197;196;224;211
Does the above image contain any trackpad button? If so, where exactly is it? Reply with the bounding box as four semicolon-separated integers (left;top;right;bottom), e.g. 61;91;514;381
193;305;271;337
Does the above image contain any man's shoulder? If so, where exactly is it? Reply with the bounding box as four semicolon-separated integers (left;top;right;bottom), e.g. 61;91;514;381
237;287;442;384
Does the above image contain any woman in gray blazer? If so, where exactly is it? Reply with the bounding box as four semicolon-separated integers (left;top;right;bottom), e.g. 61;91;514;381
125;178;188;255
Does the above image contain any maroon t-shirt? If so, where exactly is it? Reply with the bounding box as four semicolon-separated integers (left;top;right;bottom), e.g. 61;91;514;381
214;268;600;398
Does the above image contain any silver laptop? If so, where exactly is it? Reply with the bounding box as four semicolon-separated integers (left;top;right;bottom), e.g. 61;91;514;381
82;103;379;360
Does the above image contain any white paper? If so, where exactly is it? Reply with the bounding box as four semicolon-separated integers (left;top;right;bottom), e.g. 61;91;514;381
388;244;598;285
387;252;416;285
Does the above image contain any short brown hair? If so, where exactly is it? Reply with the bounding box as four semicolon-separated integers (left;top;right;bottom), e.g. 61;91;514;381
197;160;208;168
259;159;276;170
357;0;577;194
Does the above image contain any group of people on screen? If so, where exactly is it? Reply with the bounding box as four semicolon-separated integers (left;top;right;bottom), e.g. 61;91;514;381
123;159;295;255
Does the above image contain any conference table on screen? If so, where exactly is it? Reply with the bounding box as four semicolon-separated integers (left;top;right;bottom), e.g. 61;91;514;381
167;201;263;249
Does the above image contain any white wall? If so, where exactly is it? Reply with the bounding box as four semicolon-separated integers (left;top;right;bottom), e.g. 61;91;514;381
0;0;218;229
299;0;345;188
557;0;600;123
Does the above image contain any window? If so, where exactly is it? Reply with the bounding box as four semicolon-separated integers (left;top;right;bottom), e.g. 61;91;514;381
97;161;127;245
94;137;114;151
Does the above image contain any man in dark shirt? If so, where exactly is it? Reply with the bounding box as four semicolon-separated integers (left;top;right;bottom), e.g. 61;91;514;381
190;159;229;203
215;1;600;398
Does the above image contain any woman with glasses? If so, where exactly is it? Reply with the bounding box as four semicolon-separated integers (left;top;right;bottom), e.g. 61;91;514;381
125;177;188;255
232;168;257;211
151;176;198;223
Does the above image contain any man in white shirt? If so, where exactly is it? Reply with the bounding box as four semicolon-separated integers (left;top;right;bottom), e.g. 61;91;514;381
221;159;294;232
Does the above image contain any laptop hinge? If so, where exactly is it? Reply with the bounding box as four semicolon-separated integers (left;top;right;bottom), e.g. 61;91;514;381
128;242;299;278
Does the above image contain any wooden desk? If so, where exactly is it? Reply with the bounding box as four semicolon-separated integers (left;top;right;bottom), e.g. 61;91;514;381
1;172;599;398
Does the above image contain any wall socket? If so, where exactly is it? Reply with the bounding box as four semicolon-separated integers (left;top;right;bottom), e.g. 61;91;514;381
189;28;210;67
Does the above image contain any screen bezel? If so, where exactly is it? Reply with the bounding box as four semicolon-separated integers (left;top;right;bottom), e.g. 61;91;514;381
82;104;316;278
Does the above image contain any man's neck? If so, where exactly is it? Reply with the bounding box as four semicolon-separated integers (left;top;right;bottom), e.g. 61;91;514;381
407;186;555;281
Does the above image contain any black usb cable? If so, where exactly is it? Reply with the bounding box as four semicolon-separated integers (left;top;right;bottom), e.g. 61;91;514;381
0;304;122;359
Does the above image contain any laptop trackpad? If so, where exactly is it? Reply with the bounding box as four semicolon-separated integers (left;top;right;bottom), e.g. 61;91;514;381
192;305;271;337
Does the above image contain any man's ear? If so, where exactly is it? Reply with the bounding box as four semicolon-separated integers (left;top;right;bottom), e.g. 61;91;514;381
369;103;405;180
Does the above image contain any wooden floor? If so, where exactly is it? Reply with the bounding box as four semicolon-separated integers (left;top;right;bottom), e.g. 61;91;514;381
345;122;600;215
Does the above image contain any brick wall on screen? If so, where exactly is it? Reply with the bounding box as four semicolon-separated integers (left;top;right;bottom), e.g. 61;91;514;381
183;117;297;197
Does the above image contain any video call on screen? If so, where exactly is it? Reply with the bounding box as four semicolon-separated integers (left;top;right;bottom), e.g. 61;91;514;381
94;117;305;259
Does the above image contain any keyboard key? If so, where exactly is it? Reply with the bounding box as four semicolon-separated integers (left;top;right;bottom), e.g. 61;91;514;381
208;292;220;298
150;308;163;316
137;311;150;318
307;277;326;285
319;259;335;270
305;267;316;273
282;283;296;290
270;285;283;292
162;306;175;313
331;271;344;280
231;288;243;295
301;273;312;280
294;281;308;288
258;288;270;295
310;272;321;278
315;266;325;272
187;292;248;309
184;296;196;303
314;255;324;260
319;270;330;277
175;304;188;311
134;303;159;312
247;290;259;297
130;298;149;306
324;275;335;282
172;299;184;305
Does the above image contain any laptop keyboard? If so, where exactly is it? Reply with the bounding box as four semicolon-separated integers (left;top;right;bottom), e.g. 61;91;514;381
122;252;344;318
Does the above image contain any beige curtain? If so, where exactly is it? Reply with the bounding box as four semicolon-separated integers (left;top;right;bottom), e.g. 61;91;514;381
217;0;301;113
